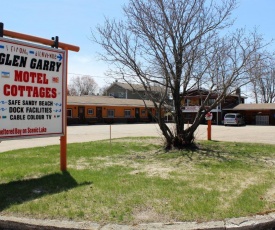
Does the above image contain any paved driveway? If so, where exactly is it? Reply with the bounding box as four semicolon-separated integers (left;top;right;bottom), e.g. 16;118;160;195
0;123;275;152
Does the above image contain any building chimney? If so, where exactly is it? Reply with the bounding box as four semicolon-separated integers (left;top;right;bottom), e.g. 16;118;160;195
236;87;241;104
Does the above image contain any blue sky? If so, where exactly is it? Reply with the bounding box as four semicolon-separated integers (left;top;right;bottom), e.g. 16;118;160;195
1;0;275;90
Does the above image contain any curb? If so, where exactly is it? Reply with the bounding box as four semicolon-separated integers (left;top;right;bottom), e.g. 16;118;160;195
0;212;275;230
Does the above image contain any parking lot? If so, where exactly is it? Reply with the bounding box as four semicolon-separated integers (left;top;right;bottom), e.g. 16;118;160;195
0;123;275;152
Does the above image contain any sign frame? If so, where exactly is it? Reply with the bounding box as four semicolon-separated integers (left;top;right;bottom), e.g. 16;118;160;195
0;37;67;140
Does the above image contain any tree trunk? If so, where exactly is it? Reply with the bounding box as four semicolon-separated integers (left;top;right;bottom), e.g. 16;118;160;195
172;131;195;149
158;114;198;150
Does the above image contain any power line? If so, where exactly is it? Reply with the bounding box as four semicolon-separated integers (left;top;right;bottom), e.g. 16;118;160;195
68;73;107;79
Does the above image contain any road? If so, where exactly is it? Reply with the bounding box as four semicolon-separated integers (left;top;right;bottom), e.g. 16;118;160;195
0;123;275;152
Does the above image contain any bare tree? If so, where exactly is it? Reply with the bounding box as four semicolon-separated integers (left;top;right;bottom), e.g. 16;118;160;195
92;0;265;149
99;84;109;96
259;66;275;103
67;85;78;96
249;52;275;103
68;75;98;96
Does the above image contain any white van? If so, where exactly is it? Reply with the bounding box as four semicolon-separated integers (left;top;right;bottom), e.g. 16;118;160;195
224;113;245;126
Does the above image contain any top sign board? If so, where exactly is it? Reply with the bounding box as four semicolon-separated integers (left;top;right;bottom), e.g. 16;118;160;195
0;37;66;140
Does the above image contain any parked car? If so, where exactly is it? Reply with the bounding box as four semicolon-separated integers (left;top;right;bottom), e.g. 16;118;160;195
224;113;245;126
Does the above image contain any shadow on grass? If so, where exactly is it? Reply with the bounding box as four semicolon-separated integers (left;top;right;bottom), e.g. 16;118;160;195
0;171;91;211
180;141;231;162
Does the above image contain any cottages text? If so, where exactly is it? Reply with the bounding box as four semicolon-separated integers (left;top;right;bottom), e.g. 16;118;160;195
3;70;57;98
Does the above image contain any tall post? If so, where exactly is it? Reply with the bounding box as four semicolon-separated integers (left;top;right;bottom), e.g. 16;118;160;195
0;22;3;37
207;120;211;140
205;112;212;141
216;106;219;125
60;49;69;171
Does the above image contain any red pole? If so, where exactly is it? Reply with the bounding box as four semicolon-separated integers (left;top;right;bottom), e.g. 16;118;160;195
207;120;211;140
60;133;67;171
60;49;69;171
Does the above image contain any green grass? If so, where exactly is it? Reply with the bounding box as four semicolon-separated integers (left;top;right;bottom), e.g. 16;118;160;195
0;137;275;224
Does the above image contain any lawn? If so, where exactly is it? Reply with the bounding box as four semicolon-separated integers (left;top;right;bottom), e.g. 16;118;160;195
0;137;275;225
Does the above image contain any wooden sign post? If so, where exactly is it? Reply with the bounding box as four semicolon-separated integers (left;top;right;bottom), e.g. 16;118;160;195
0;22;80;171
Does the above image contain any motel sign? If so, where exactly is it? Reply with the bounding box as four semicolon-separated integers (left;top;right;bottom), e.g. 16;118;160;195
0;37;66;140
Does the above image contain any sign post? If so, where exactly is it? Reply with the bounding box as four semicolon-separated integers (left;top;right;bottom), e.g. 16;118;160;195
205;112;213;140
0;23;79;171
60;48;68;171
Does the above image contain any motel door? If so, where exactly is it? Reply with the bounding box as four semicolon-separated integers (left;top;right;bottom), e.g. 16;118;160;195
78;106;85;123
96;107;103;122
135;108;140;122
148;108;153;122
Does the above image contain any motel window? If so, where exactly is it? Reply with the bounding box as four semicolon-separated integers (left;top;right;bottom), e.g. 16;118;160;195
107;109;115;117
156;110;159;118
67;109;72;118
124;110;131;117
204;98;215;106
141;109;146;116
118;92;125;98
208;98;215;105
88;109;94;115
